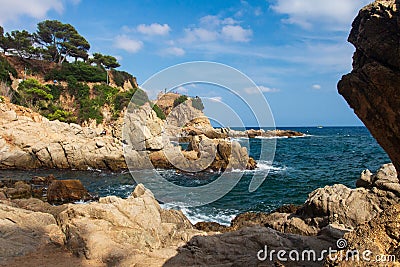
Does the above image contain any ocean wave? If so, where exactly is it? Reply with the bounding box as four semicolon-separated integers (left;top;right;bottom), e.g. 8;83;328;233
229;160;288;174
255;134;313;139
181;207;237;225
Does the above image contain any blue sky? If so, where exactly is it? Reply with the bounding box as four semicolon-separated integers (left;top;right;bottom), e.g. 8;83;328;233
0;0;372;126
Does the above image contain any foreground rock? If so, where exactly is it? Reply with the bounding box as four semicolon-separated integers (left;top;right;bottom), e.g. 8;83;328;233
0;176;96;204
197;164;400;240
0;184;204;266
2;164;400;266
338;0;400;177
329;204;400;266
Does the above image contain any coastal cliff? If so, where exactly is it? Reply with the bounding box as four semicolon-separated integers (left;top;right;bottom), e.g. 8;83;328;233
338;0;400;178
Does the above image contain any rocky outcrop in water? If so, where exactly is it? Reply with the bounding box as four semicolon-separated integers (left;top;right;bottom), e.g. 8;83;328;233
0;175;96;204
338;0;400;177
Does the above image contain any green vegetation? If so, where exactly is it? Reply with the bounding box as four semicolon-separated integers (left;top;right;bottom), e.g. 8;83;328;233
152;104;166;120
192;97;204;111
173;95;188;107
14;78;53;107
46;109;77;123
0;55;18;84
114;89;134;111
0;21;150;125
89;53;120;69
35;20;90;63
111;69;136;87
44;61;107;82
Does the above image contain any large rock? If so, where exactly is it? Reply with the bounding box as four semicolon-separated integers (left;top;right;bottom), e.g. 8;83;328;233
56;184;203;265
228;164;400;237
164;226;336;267
47;180;93;204
328;204;400;266
0;202;65;265
338;0;400;177
0;98;127;171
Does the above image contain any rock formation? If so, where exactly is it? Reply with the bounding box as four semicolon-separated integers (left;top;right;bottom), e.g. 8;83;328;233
0;97;257;171
338;0;400;177
0;184;204;266
2;164;400;266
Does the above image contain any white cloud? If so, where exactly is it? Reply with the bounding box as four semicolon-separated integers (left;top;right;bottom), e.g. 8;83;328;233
199;15;237;28
176;86;188;93
136;23;171;36
221;25;252;42
163;47;185;56
0;0;71;24
181;28;218;43
209;96;223;102
114;35;143;53
270;0;371;30
181;15;251;44
312;84;321;90
244;86;280;94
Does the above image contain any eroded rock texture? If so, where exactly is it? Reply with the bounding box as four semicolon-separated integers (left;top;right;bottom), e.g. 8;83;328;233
338;0;400;177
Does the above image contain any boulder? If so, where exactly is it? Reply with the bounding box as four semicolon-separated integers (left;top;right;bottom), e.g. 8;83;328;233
0;203;65;265
164;226;336;267
329;204;400;266
337;0;400;177
55;184;203;265
47;180;93;204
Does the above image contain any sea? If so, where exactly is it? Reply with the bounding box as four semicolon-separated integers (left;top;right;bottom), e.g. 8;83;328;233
0;126;390;225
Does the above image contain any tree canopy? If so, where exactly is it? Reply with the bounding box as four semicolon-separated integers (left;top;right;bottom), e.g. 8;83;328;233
89;53;120;69
35;20;90;63
0;20;123;69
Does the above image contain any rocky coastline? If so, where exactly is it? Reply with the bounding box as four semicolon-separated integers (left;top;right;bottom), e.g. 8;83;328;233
0;164;399;266
0;95;302;172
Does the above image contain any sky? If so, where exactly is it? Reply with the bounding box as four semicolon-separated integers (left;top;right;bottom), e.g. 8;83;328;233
0;0;373;127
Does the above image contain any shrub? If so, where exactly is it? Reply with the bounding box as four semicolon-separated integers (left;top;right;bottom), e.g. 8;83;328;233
47;83;64;100
152;103;166;120
0;56;18;85
66;79;90;99
191;97;204;111
173;95;188;107
44;61;107;83
78;98;103;124
93;84;119;104
111;69;136;88
114;89;134;111
46;109;77;123
15;78;53;107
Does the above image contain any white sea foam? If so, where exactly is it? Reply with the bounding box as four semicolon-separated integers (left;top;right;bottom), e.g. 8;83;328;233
181;207;237;225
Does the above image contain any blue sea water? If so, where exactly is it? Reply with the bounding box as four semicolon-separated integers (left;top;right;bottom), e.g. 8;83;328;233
0;127;390;225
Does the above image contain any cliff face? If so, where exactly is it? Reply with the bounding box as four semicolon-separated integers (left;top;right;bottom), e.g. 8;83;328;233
338;0;400;177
